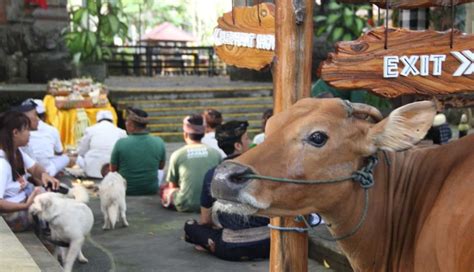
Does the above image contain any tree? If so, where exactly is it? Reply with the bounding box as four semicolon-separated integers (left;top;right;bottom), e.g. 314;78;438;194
313;2;390;110
122;0;191;42
65;0;128;63
314;1;371;43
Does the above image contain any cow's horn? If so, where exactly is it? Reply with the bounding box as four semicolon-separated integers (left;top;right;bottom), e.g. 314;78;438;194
350;102;383;122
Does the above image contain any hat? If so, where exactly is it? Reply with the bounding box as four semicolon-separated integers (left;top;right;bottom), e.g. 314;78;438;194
11;98;37;113
183;115;205;134
96;110;113;122
126;107;149;125
433;113;447;127
215;121;249;146
33;99;45;114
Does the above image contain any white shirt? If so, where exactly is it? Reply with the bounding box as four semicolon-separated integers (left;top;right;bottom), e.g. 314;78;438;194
253;133;265;145
0;149;35;203
23;120;63;161
77;121;127;178
201;132;226;158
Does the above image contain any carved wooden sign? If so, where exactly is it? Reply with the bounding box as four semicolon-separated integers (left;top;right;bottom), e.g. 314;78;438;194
318;27;474;98
213;3;275;70
338;0;474;9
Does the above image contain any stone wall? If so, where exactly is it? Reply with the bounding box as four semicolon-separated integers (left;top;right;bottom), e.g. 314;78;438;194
0;0;72;83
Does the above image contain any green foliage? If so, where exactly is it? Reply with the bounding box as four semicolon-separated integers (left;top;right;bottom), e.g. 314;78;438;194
64;0;128;63
314;1;371;43
122;0;191;35
430;5;466;31
363;92;392;111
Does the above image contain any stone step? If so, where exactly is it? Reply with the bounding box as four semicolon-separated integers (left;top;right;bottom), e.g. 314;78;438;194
16;232;63;272
142;104;272;117
110;86;272;101
147;112;263;124
152;128;262;143
116;96;273;109
148;120;261;133
107;78;273;143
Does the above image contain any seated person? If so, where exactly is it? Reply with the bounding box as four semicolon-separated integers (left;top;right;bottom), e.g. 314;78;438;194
184;120;270;261
0;110;60;232
110;107;166;195
458;113;470;138
427;113;452;145
20;99;69;176
77;110;126;178
160;115;221;212
252;108;273;146
201;108;226;158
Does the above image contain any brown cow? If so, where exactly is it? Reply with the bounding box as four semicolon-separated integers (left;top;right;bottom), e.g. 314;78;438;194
211;98;474;271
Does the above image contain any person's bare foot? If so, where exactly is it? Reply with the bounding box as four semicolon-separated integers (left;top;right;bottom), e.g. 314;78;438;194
207;239;216;253
194;245;207;252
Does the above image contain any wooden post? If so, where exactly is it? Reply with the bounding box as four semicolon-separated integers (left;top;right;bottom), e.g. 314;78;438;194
273;0;313;113
271;0;313;271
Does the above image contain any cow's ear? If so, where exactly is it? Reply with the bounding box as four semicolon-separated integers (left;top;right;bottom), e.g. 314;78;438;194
365;101;436;152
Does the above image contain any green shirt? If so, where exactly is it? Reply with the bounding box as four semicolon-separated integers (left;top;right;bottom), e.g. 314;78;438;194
167;144;221;212
458;123;470;132
311;79;366;102
111;132;166;196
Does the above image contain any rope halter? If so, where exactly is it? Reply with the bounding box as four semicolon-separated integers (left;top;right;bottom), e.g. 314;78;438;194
240;155;378;241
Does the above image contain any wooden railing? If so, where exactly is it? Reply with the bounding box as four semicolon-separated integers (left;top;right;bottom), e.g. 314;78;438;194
106;45;226;77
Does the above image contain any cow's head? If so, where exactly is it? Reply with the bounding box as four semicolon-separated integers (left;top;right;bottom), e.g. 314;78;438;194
212;98;436;217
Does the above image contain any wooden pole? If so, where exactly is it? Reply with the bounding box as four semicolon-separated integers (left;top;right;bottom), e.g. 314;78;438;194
273;0;313;112
271;0;313;271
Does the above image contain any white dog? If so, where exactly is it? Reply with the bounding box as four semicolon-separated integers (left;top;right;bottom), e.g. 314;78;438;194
99;172;129;230
29;185;93;272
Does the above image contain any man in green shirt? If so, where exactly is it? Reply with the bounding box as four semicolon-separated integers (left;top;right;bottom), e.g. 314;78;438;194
160;114;221;212
110;108;166;196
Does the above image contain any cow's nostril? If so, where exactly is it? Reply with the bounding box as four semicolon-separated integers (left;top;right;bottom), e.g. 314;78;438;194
212;161;254;201
213;161;254;185
229;169;254;184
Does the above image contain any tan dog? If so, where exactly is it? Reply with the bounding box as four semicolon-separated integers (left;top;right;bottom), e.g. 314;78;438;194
99;172;129;230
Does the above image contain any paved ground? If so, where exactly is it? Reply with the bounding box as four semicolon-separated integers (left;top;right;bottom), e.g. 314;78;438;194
73;195;331;272
68;142;332;272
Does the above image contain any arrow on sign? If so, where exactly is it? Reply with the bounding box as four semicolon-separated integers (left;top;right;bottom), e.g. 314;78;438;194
452;50;474;77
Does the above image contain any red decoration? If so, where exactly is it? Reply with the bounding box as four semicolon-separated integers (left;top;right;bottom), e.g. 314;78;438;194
25;0;48;9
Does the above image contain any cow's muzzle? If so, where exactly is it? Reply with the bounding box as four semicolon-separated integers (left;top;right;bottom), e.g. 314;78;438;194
211;161;254;203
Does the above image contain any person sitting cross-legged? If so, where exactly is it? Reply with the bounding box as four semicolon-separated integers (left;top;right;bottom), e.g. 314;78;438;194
110;107;166;195
184;120;270;261
427;113;452;145
160;114;221;212
1;110;60;232
77;110;126;178
252;108;273;146
19;99;70;177
201;108;226;158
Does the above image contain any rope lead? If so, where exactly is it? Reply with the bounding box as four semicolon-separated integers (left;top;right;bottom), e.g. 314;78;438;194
247;155;378;241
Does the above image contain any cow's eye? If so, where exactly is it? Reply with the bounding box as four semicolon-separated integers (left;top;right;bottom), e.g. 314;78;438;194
307;132;328;147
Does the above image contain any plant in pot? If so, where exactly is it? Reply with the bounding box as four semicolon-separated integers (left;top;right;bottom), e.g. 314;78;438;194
64;0;128;82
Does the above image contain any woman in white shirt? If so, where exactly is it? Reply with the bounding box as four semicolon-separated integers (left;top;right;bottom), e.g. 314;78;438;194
0;110;60;232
